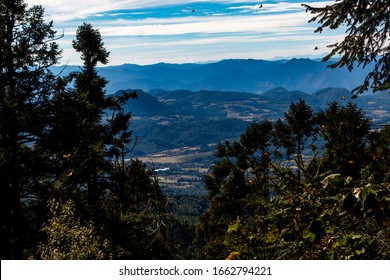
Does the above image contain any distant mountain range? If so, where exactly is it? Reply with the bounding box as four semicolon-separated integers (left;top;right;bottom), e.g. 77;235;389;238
51;58;372;94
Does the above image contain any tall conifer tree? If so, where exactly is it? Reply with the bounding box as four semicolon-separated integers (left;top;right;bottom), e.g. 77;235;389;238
0;0;61;259
54;23;134;230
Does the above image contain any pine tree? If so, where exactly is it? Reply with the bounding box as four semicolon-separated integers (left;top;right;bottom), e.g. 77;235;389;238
43;22;169;259
198;121;275;259
0;0;61;259
303;0;390;94
199;102;389;260
273;99;318;183
239;120;274;197
104;159;169;259
43;23;135;232
71;23;110;214
317;102;371;177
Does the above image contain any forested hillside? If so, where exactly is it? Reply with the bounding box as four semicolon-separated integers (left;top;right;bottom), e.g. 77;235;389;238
119;88;390;156
1;0;389;260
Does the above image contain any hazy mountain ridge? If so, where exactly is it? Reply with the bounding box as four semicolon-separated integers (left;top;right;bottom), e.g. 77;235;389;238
118;87;389;156
51;58;372;95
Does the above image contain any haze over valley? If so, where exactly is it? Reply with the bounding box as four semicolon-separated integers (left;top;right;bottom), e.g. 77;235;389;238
52;58;390;191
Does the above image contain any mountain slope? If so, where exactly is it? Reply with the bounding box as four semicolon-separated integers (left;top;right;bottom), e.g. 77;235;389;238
122;87;389;156
114;89;171;116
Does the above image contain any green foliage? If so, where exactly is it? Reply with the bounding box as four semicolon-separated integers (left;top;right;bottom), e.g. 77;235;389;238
198;100;390;260
220;173;389;260
36;199;111;260
273;98;317;182
366;126;390;180
318;102;371;177
303;0;390;94
103;159;169;259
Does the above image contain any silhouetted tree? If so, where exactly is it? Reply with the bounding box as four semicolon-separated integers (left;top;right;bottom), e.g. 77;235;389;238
239;120;274;197
273;99;317;183
38;22;169;260
198;102;389;260
303;0;390;95
70;23;110;219
197;121;275;259
317;102;371;177
0;0;61;259
103;159;169;259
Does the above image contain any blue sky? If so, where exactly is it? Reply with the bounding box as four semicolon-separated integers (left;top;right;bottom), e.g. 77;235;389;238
25;0;342;65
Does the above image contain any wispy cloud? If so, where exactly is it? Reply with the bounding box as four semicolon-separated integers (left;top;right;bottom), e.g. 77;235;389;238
26;0;217;22
96;12;311;37
26;1;335;23
24;1;339;65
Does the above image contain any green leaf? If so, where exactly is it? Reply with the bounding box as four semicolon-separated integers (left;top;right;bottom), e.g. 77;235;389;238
302;230;316;242
263;227;278;244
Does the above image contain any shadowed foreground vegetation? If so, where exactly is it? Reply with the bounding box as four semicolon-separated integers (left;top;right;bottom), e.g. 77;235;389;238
1;0;389;260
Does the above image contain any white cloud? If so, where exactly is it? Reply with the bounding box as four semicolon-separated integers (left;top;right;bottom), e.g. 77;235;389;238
95;12;312;37
25;1;335;22
25;0;214;22
23;0;339;65
106;32;328;50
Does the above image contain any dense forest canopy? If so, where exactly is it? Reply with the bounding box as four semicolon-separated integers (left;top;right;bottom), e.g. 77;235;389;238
197;100;389;259
0;0;389;260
